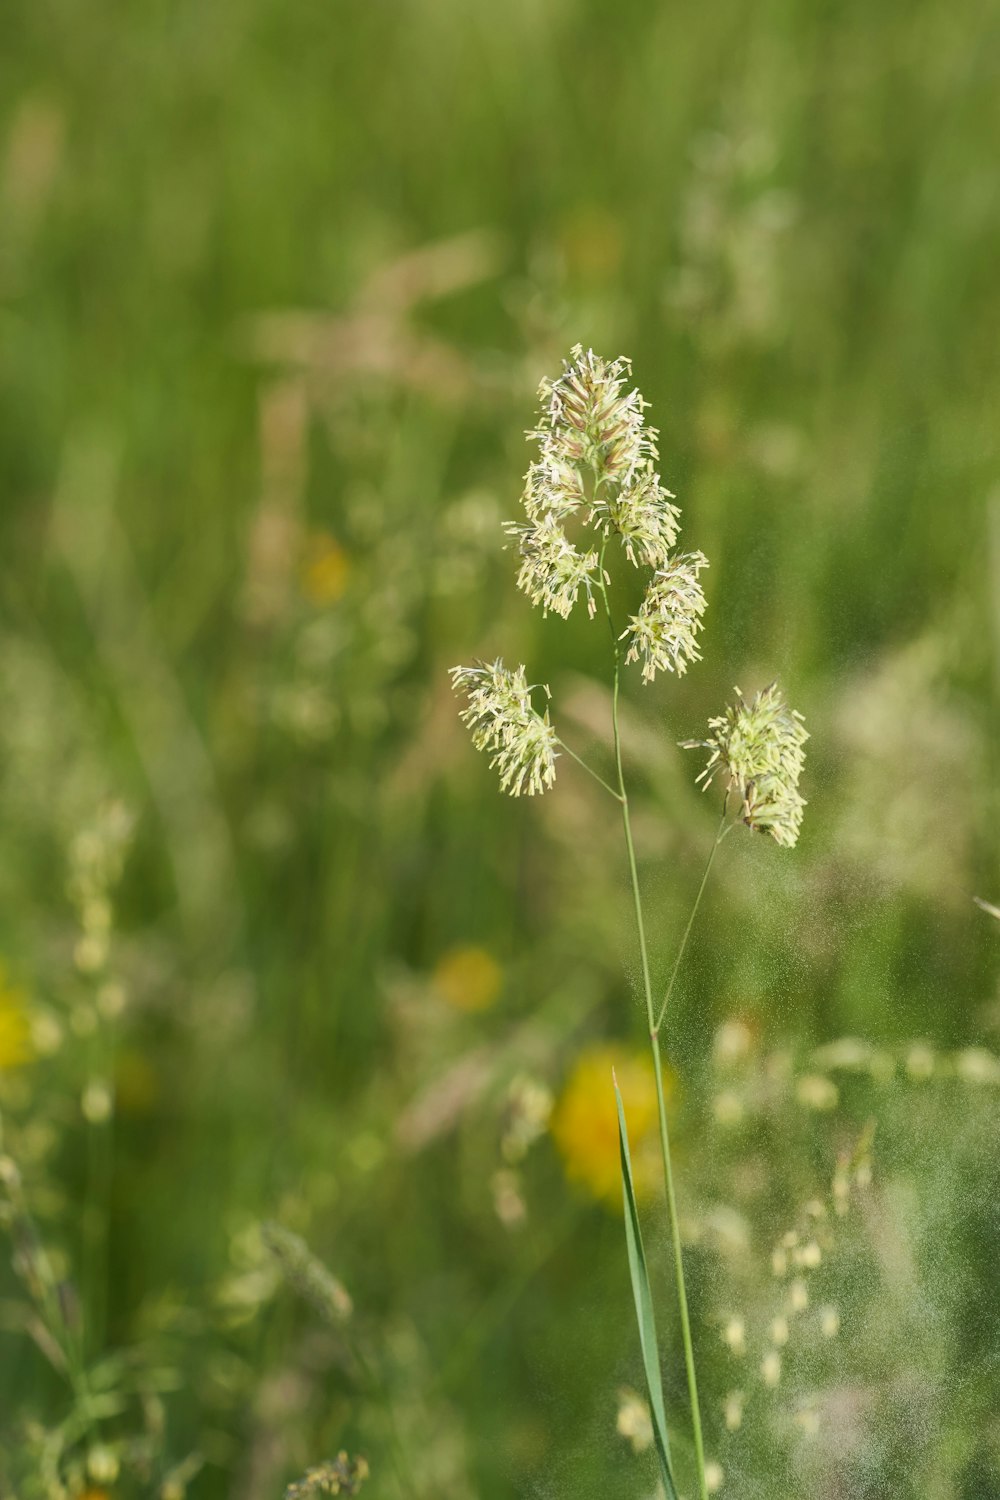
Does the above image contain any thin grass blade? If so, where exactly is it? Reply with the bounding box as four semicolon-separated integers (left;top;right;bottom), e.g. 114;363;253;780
615;1076;680;1500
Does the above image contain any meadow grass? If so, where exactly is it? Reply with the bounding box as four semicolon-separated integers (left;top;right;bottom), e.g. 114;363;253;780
0;0;998;1494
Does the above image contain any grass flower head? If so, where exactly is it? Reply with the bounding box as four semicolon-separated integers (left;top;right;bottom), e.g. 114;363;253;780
621;551;710;682
534;344;655;484
593;460;681;569
683;683;808;846
450;660;558;796
509;347;691;617
504;512;603;619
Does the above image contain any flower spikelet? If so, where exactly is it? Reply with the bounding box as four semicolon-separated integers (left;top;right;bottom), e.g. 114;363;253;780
535;344;656;484
522;455;587;522
682;683;808;847
284;1454;369;1497
451;660;558;796
621;551;709;682
593;460;681;569
505;513;602;619
511;346;695;610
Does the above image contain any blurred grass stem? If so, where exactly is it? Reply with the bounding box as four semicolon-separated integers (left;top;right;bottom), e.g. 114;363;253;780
595;545;709;1500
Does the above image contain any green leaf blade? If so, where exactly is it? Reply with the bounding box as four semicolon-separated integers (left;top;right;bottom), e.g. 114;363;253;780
615;1077;680;1500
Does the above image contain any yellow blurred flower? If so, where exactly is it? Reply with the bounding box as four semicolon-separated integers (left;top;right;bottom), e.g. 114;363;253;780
0;966;34;1070
550;1044;671;1206
432;946;502;1013
301;531;350;605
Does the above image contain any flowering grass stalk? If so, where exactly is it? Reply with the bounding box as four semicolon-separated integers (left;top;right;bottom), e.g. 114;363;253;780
452;347;808;1498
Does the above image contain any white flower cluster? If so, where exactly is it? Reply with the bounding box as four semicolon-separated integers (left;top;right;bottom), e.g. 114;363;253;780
504;345;707;670
682;683;809;847
449;660;558;797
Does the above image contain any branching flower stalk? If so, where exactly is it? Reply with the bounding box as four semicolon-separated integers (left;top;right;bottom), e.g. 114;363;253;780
452;347;808;1500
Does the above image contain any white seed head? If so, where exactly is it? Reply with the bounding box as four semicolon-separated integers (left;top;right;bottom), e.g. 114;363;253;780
621;551;709;682
820;1305;841;1338
450;660;558;797
682;682;808;847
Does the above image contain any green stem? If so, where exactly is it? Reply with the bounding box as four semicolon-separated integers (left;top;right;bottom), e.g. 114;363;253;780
655;805;729;1034
596;556;709;1500
555;739;624;802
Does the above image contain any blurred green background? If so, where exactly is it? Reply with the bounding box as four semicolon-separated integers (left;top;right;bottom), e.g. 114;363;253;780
1;0;998;1495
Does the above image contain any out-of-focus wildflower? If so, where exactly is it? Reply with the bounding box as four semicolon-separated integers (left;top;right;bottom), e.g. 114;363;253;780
713;1017;756;1066
721;1315;746;1357
705;1460;724;1493
550;1044;668;1205
724;1389;745;1431
683;683;807;847
615;1387;653;1453
81;1080;113;1125
713;1090;744;1126
450;661;558;797
432;946;503;1013
811;1037;872;1071
795;1239;822;1269
0;966;34;1069
794;1404;821;1436
954;1047;1000;1085
789;1278;809;1312
284;1454;369;1497
761;1349;782;1387
29;1008;62;1057
491;1168;527;1229
86;1447;120;1484
820;1305;841;1338
795;1074;838;1112
301;532;351;605
621;551;709;682
501;1074;553;1161
905;1041;936;1081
